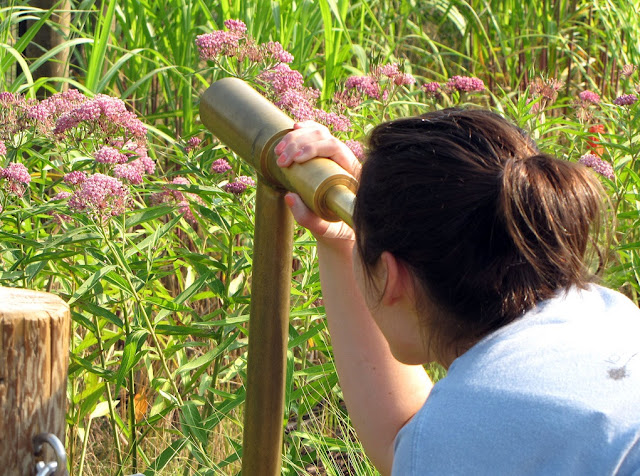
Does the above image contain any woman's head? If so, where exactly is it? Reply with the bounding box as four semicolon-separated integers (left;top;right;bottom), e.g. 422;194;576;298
353;108;603;363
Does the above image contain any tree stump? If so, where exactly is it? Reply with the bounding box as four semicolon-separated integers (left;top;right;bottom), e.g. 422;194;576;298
0;287;70;475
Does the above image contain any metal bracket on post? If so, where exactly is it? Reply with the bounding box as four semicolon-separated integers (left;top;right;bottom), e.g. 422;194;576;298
33;433;67;476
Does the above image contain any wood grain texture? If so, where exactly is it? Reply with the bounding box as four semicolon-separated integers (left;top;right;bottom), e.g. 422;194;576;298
0;287;70;475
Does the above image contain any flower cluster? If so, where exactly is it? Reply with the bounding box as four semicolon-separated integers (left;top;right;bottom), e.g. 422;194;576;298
63;171;88;186
113;156;155;185
579;90;601;104
211;158;232;174
578;153;614;179
0;140;6;157
418;75;484;102
422;82;442;97
67;173;130;217
185;136;202;152
0;162;31;197
446;75;485;93
196;19;293;65
26;89;87;132
525;77;563;113
94;146;128;164
224;175;255;195
53;93;147;142
613;94;638;106
150;177;202;223
258;64;351;131
345;139;365;161
0;92;35;139
337;63;416;108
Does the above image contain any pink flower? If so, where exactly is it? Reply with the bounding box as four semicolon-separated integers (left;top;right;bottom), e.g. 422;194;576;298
613;94;638;106
333;89;363;109
422;82;441;96
53;94;147;140
446;75;485;92
0;162;31;183
211;158;232;174
345;140;365;161
258;63;305;94
94;145;128;164
264;41;294;63
0;162;31;197
313;110;351;132
185;136;202;152
113;156;154;185
196;30;241;60
151;177;201;223
223;19;247;33
394;73;416;86
68;173;129;216
345;75;381;99
0;140;6;156
224;175;255;195
579;90;601;104
177;201;197;223
275;89;316;122
27;89;86;123
63;171;88;186
375;63;400;78
578;153;614;179
51;191;72;200
113;163;143;184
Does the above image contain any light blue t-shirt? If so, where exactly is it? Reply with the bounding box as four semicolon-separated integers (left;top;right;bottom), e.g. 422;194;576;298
393;284;640;475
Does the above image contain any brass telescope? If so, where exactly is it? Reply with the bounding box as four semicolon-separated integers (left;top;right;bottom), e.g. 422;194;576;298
200;77;357;474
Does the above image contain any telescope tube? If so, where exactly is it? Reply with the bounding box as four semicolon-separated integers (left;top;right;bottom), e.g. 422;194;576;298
200;77;357;225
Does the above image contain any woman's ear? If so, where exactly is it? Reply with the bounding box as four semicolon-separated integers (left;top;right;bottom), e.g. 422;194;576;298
379;251;413;306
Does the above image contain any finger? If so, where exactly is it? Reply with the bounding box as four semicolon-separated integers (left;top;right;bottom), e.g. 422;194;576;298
293;121;329;131
285;193;355;241
284;193;330;236
276;133;361;177
286;138;362;176
274;121;327;155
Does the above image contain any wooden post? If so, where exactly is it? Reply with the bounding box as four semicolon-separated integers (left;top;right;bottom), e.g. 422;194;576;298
25;0;71;92
0;287;70;475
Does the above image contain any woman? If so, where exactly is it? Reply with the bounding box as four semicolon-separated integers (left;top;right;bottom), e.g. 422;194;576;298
275;108;640;475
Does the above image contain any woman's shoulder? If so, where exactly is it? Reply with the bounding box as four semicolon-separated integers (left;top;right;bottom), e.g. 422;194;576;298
392;284;640;474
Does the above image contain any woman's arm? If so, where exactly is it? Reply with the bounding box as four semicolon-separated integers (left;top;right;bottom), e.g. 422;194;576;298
277;123;432;475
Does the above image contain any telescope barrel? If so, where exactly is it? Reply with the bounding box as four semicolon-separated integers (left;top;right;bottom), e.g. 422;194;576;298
199;77;357;226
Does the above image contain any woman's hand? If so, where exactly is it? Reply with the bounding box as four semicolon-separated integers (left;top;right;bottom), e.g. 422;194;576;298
275;121;361;242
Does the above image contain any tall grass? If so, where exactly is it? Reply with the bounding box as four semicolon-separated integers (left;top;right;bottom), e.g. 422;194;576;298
1;1;639;475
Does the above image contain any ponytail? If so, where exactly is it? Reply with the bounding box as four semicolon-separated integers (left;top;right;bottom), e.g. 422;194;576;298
499;154;603;317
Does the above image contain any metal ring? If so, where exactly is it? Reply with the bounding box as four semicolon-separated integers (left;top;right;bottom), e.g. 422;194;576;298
33;433;67;476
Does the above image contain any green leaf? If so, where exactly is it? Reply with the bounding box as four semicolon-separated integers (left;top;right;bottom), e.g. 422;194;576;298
90;400;119;420
177;332;237;375
180;401;208;447
144;437;188;475
114;328;149;396
68;265;117;305
123;204;174;229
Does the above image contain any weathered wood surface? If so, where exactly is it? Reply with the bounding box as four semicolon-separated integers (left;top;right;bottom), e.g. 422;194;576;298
0;287;70;475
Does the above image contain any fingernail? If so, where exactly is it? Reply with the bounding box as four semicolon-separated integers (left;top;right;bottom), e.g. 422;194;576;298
284;194;295;207
277;153;287;165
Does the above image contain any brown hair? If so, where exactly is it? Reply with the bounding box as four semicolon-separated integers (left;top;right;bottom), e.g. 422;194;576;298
353;108;603;361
